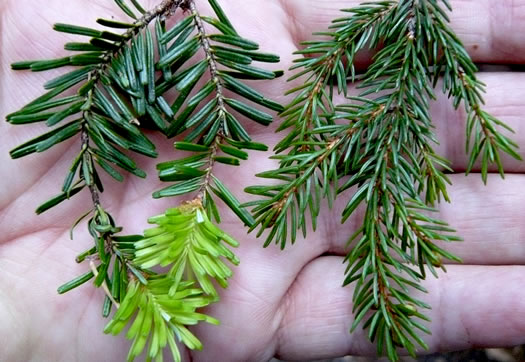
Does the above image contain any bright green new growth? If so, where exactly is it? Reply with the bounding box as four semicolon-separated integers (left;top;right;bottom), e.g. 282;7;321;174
7;0;281;360
134;202;240;297
105;202;239;362
246;0;520;361
104;277;218;362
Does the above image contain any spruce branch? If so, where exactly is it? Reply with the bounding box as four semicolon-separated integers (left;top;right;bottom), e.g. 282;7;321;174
421;0;522;181
246;0;520;360
245;134;348;247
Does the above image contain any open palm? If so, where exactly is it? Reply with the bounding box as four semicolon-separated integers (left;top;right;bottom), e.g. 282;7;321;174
1;0;525;361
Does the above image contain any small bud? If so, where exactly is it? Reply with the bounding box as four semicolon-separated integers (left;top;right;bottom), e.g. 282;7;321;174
431;253;443;268
110;226;123;234
94;224;113;233
397;303;417;316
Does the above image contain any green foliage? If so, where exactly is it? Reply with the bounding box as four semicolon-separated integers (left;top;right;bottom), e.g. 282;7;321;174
89;202;238;361
151;0;282;227
57;204;147;315
154;1;283;140
7;0;171;210
134;202;239;297
104;278;218;362
11;0;513;360
246;0;520;360
113;4;284;356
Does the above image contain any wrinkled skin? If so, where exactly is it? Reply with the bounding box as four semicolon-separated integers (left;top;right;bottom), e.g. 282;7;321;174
1;1;525;361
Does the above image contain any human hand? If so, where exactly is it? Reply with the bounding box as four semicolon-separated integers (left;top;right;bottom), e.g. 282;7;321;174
1;0;525;361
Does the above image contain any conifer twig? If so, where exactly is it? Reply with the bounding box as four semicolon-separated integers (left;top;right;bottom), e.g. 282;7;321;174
246;1;520;360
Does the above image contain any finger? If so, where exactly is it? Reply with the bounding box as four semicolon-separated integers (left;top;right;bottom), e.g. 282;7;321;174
276;256;525;360
323;174;525;265
284;0;525;64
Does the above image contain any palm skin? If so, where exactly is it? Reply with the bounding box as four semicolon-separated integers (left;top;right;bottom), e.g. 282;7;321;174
1;0;525;361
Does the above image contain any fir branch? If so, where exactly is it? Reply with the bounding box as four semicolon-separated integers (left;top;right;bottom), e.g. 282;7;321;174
106;2;281;357
152;0;282;227
101;1;280;359
6;0;218;358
